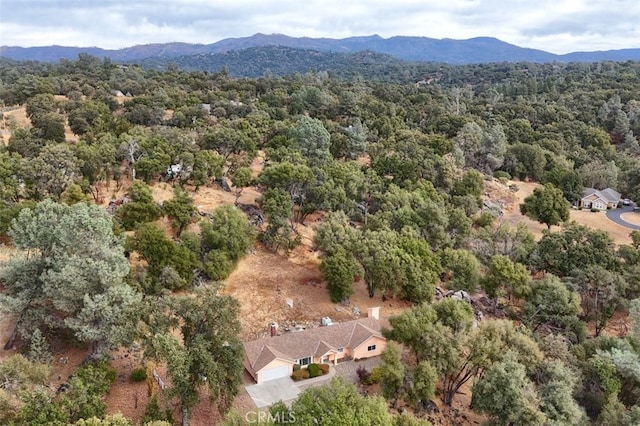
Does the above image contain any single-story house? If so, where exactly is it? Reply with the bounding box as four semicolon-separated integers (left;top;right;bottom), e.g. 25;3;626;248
580;187;621;210
243;308;386;384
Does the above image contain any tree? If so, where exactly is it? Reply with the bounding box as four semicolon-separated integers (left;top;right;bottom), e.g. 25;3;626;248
31;112;66;142
409;361;438;408
520;183;570;229
0;151;23;203
532;223;618;277
144;287;244;426
471;356;546;425
190;150;224;190
230;166;252;205
288;116;332;165
200;205;254;263
162;187;197;236
570;265;625;336
439;248;481;293
481;254;531;306
116;180;161;230
386;310;542;406
522;274;584;341
127;223;199;291
0;200;133;354
23;143;82;200
536;360;586;424
319;248;361;302
59;359;117;423
270;377;394;426
380;341;406;407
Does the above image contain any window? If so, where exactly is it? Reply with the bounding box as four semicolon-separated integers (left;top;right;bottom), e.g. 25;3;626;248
337;347;344;353
298;357;311;366
367;345;376;352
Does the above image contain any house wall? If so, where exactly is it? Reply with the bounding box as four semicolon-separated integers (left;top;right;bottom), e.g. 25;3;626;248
256;358;294;384
352;336;386;360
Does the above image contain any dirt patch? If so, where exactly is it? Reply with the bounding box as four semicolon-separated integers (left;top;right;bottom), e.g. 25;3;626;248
222;242;408;341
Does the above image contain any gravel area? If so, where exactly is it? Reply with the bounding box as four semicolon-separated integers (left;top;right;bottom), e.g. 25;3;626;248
333;357;381;384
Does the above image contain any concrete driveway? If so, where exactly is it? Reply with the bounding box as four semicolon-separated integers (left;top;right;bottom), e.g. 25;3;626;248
606;205;640;230
245;377;301;408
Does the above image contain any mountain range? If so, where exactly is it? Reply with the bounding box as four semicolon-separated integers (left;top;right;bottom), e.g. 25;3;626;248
2;33;640;65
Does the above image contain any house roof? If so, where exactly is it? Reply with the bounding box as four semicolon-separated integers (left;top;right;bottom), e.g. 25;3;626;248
583;187;621;204
243;317;383;372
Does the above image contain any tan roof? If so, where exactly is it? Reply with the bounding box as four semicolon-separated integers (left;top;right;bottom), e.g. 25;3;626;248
243;317;383;372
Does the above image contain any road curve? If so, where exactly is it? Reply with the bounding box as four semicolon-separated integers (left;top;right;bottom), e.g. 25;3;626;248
606;205;640;230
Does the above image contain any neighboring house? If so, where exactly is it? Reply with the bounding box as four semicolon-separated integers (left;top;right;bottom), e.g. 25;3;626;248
580;187;621;210
243;307;385;384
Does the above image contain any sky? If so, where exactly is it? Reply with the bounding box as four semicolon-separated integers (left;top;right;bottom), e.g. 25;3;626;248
2;0;640;54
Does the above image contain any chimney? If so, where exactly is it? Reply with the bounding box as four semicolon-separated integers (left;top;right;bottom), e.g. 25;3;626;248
270;321;278;337
367;307;380;320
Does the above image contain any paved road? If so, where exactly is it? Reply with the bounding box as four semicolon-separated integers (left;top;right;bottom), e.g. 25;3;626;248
606;205;640;230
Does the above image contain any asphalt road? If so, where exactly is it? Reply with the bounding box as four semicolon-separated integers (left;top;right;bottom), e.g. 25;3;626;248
605;205;640;230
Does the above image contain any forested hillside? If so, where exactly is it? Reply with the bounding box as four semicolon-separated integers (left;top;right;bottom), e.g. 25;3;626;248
2;54;640;425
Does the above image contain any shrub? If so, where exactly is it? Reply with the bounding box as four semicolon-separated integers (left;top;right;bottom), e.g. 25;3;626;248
474;211;494;228
318;364;330;375
307;363;322;378
291;369;309;381
130;368;147;382
493;171;511;180
293;364;301;372
591;207;600;212
365;367;383;385
356;366;370;384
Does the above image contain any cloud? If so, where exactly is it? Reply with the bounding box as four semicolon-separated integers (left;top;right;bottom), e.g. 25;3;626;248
1;0;640;53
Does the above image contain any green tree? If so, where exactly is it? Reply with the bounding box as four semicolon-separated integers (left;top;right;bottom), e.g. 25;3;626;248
162;187;197;236
200;205;254;270
144;287;243;426
409;361;438;407
31;112;66;142
481;254;531;306
59;359;117;423
127;223;199;290
0;151;23;203
471;356;546;425
23;143;82;200
190;150;224;190
116;180;161;230
522;274;584;341
271;377;394;426
536;360;586;425
439;248;482;293
319;248;361;302
532;223;618;277
0;200;133;354
380;341;406;407
230;166;252;205
288;116;332;165
520;183;570;229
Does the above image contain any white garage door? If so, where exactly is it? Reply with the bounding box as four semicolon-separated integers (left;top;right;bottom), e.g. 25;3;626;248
261;365;289;382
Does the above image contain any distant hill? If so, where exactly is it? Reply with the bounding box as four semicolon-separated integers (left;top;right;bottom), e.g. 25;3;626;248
137;46;413;80
3;33;640;65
